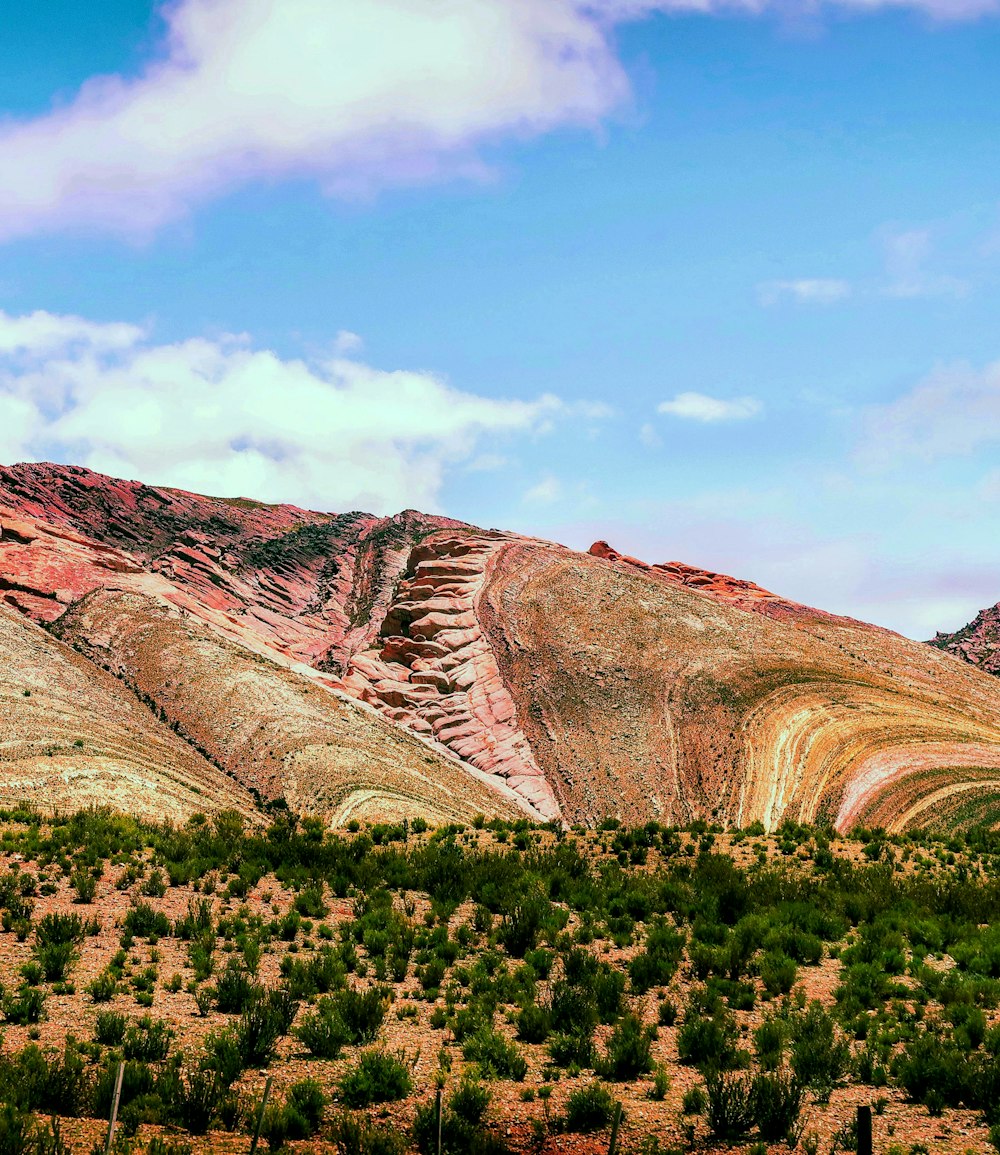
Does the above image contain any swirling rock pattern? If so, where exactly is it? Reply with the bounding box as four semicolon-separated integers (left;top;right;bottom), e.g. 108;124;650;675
4;461;1000;832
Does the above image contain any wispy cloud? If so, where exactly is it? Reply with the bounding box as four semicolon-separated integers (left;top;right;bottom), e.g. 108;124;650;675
859;358;1000;464
0;309;570;513
523;475;564;504
658;391;762;422
0;0;996;243
881;228;969;299
757;278;852;306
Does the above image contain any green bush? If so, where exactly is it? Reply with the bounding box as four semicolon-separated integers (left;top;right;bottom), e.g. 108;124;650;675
94;1010;127;1046
760;951;798;996
123;1016;172;1062
333;1112;409;1155
462;1027;527;1081
705;1071;754;1141
565;1081;617;1132
596;1013;656;1081
789;1002;849;1098
752;1071;803;1141
339;1050;413;1108
2;985;45;1025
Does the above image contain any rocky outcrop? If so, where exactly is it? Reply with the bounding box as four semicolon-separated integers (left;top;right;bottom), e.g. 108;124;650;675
588;540;851;624
931;604;1000;677
343;533;558;821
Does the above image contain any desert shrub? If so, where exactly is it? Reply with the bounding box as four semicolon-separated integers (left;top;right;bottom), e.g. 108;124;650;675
234;989;297;1068
658;999;678;1027
593;964;626;1023
339;1050;413;1108
705;1071;754;1141
122;902;170;942
789;1002;849;1098
894;1032;977;1110
280;944;346;998
629;919;685;992
94;1010;127;1046
2;985;45;1025
34;913;83;946
123;1016;172;1062
203;1029;244;1086
0;1103;70;1155
86;971;117;1003
682;1085;707;1115
294;886;329;919
497;891;552;958
34;940;75;983
157;1064;225;1135
332;1112;409;1155
0;1040;93;1117
677;1007;734;1070
413;1080;510;1155
262;1078;326;1148
754;1015;787;1070
565;1082;617;1132
760;951;798;996
462;1027;527;1081
751;1071;803;1141
70;869;97;904
596;1013;656;1081
214;959;257;1014
175;897;214;940
335;985;389;1044
296;1001;350;1060
649;1064;670;1101
515;1002;550;1044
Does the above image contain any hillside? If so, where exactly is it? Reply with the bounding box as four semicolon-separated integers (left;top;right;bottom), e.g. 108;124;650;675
4;461;1000;832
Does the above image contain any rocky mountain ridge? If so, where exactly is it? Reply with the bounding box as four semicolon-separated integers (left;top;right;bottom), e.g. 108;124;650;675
5;461;1000;833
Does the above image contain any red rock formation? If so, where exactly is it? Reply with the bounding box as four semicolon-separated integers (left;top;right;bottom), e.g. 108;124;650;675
7;462;1000;834
588;540;852;624
931;605;1000;678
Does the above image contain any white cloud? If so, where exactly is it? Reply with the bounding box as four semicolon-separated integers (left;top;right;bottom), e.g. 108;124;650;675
0;308;569;512
333;330;364;354
0;0;996;242
523;475;564;503
657;391;762;422
881;228;969;299
860;359;1000;464
757;278;852;306
639;421;662;448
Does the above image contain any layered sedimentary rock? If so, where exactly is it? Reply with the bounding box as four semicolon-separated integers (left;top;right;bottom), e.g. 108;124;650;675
0;601;258;823
6;460;1000;833
55;588;521;826
483;539;1000;833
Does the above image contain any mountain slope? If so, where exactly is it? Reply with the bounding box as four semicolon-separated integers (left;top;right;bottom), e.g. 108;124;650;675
5;460;1000;833
0;601;259;823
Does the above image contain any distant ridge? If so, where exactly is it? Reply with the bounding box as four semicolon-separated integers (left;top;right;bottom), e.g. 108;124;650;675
5;461;1000;833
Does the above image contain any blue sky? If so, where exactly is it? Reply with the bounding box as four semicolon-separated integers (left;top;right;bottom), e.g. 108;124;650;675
1;0;999;638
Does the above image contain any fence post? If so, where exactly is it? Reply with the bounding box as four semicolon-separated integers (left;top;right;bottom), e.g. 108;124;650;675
608;1100;623;1155
104;1061;125;1155
436;1087;444;1155
857;1105;873;1155
249;1075;274;1155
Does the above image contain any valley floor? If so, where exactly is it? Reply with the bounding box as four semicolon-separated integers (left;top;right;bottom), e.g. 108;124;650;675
0;810;996;1154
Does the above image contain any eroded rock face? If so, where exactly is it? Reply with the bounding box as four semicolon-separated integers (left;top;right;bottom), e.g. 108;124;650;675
7;461;1000;833
931;605;1000;678
342;533;559;821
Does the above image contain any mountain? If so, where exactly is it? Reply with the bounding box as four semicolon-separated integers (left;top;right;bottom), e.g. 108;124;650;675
4;461;1000;833
931;605;1000;678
